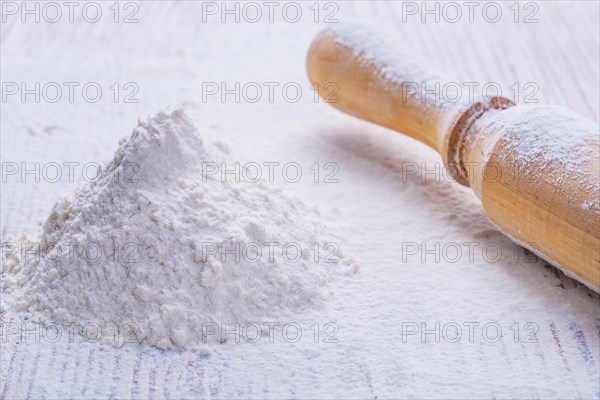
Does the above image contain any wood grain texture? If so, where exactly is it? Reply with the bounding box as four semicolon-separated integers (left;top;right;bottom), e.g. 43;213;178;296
1;1;599;398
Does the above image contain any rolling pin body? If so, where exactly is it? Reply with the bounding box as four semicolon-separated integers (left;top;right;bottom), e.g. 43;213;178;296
307;27;600;290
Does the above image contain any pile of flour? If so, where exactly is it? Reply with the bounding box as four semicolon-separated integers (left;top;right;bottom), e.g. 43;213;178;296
2;109;355;350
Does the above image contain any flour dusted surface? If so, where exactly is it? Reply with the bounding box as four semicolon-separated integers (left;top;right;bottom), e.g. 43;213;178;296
2;109;355;350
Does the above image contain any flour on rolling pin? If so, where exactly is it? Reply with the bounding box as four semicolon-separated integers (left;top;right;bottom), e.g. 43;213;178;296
307;23;600;292
474;105;600;213
321;22;599;208
321;24;599;211
1;109;357;350
322;23;459;109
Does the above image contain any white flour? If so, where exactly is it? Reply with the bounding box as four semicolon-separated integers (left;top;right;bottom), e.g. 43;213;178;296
2;109;356;350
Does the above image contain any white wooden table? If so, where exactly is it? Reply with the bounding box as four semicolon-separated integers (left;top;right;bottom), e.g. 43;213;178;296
1;1;599;398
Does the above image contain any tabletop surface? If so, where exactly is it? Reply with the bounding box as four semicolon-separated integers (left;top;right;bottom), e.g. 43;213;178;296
1;1;599;398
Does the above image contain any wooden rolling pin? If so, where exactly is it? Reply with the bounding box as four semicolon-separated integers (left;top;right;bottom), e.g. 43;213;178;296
307;26;600;291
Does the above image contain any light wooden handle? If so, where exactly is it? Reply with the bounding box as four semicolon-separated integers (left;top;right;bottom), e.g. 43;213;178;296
306;27;513;186
307;26;600;291
307;28;453;152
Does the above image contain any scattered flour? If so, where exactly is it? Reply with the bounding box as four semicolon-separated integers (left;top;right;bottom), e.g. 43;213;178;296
1;109;356;350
